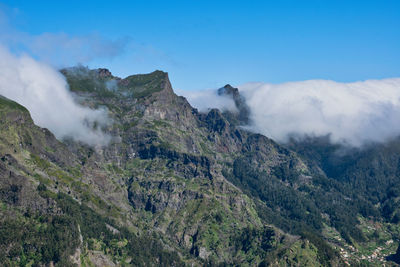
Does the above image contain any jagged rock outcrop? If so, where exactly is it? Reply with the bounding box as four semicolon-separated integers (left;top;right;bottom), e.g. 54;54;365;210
218;84;251;124
0;68;364;266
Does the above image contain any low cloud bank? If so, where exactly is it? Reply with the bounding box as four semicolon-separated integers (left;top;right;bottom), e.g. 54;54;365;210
181;78;400;147
239;79;400;146
176;88;238;113
0;46;111;146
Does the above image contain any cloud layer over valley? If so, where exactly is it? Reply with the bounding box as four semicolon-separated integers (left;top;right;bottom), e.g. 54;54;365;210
181;78;400;147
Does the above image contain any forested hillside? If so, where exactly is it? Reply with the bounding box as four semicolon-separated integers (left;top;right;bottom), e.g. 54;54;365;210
0;67;399;266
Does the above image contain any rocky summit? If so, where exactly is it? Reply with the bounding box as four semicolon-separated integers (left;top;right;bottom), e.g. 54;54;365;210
1;67;400;266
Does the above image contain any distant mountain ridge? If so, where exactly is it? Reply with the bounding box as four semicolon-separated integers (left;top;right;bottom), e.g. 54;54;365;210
0;67;399;266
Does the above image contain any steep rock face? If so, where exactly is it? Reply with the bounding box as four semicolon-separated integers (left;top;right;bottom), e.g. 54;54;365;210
0;155;56;213
204;109;228;134
59;67;322;264
0;96;75;167
0;68;351;266
0;95;185;266
218;84;251;125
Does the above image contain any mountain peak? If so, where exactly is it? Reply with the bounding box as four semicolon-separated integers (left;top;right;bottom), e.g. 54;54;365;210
219;84;239;97
119;70;172;98
96;68;113;78
217;84;250;124
61;67;173;99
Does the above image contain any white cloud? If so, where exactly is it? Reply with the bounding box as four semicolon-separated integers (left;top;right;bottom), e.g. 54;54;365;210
0;8;129;67
182;78;400;147
238;79;400;146
0;46;111;146
26;33;129;67
176;88;238;113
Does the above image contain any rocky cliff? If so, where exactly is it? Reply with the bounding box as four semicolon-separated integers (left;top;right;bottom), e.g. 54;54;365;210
1;67;399;266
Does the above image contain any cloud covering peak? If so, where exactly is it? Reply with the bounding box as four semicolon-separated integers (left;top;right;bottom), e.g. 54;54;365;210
0;46;111;146
181;78;400;147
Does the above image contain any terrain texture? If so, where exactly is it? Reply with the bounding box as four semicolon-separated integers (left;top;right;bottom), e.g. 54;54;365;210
1;67;400;266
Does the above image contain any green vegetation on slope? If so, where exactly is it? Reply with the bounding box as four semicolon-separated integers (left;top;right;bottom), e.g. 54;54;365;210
62;66;167;99
0;96;29;114
3;68;400;266
0;185;183;266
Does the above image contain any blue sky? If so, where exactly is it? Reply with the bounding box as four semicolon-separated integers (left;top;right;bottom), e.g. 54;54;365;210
1;0;399;91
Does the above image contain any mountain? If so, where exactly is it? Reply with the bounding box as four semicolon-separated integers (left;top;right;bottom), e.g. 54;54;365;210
0;66;399;266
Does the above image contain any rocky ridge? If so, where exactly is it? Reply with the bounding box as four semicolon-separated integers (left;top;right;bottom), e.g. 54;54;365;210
1;67;399;266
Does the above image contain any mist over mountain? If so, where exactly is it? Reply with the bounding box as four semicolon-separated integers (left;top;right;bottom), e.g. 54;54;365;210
182;78;400;147
1;65;400;266
1;1;400;265
0;46;111;145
